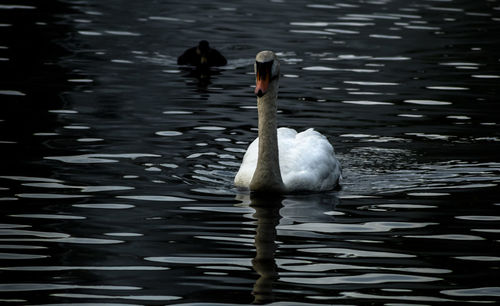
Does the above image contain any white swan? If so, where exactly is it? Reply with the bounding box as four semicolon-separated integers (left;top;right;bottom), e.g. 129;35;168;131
234;51;341;193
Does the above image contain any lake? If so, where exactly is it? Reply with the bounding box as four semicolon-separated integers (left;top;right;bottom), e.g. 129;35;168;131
0;0;499;304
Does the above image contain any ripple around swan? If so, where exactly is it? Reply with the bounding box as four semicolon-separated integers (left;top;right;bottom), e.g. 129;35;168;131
297;247;416;258
116;195;195;202
145;256;252;266
339;291;452;303
278;221;435;234
281;273;440;285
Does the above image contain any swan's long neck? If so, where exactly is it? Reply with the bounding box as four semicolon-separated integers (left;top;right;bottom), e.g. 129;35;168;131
250;82;285;193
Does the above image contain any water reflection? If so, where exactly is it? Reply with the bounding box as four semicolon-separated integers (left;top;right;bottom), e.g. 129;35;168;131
250;195;282;304
249;192;340;304
179;65;223;89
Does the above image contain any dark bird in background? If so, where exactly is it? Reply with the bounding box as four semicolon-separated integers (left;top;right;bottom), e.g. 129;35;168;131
177;40;227;67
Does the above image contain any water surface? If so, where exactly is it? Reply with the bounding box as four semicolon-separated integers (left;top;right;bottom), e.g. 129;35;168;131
0;0;499;304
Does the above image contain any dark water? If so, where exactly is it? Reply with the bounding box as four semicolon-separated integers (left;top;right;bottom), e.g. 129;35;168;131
1;0;500;304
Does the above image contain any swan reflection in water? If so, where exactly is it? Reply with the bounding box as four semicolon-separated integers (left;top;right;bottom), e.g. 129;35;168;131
251;194;281;304
245;192;339;304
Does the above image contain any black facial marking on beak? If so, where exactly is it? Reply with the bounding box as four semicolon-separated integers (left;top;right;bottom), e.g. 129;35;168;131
256;60;273;81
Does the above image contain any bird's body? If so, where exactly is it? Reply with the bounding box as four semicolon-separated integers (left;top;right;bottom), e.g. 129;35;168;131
235;127;341;192
177;40;227;67
234;51;341;194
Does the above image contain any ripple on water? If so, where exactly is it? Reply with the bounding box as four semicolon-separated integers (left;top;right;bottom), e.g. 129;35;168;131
297;247;416;258
405;132;453;140
404;234;485;241
181;206;254;214
72;203;135;209
9;214;86;220
471;74;500;79
0;176;62;183
21;182;134;193
0;283;141;292
194;126;226;131
48;109;79;114
116;195;194;202
454;256;500;262
375;204;438;211
281;273;440;285
344;81;399;86
407;192;450;197
0;252;49;260
15;193;89;199
77;138;104;142
155;131;182;136
148;16;195;23
447;115;470;120
303;66;378;73
145;256;252;267
52;293;181;302
78;30;102;36
339;291;452;303
0;229;69;238
0;90;26;96
104;30;141;36
426;86;469;91
67;79;93;83
342;100;394;105
398;113;424;118
0;266;168;271
278;221;434;234
441;287;500;297
1;237;124;245
455;215;500;221
369;34;402;39
63;125;90;130
45;153;161;164
404;99;452;105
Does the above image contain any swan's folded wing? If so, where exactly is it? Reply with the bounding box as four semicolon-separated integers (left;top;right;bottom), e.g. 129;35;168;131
234;138;259;188
279;128;341;192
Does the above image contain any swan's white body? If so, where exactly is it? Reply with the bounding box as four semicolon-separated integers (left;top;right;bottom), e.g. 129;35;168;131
235;127;341;192
234;50;341;193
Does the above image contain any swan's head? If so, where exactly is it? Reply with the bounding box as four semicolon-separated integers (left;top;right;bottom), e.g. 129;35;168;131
254;51;280;98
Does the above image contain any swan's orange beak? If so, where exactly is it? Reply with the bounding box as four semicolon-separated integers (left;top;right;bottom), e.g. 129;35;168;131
255;74;270;97
255;61;273;97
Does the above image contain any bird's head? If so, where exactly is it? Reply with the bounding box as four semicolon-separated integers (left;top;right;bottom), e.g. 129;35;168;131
254;51;280;98
197;40;210;64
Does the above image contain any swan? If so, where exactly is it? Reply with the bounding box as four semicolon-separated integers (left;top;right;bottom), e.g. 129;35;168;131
177;40;227;67
234;51;341;193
